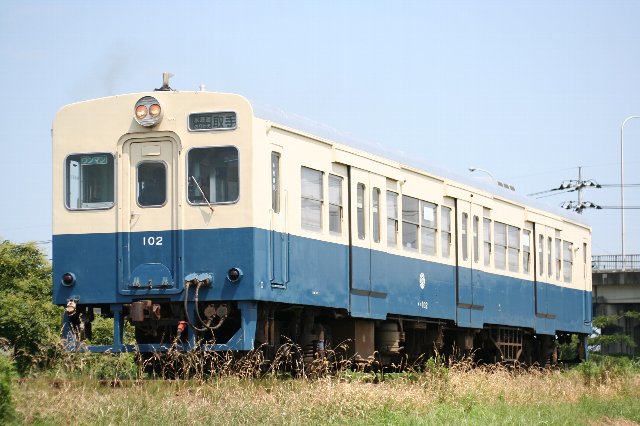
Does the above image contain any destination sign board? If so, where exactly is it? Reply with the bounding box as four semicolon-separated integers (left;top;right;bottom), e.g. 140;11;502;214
189;112;237;131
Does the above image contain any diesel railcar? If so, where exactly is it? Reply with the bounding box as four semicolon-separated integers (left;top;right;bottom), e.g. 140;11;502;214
53;77;592;364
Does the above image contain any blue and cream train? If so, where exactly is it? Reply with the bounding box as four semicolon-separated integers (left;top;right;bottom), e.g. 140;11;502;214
52;77;592;364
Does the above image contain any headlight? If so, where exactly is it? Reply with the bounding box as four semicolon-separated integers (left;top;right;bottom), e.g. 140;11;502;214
134;96;163;127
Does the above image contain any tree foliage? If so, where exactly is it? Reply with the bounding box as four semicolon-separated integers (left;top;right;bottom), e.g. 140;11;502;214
0;240;61;371
590;311;640;354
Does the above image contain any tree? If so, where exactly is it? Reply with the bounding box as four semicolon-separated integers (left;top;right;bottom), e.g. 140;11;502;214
589;312;640;354
0;240;61;372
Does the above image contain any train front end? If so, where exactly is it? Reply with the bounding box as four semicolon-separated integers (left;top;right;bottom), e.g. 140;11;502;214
52;86;260;352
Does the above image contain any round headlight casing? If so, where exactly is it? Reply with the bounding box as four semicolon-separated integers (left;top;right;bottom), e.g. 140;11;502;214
61;272;76;287
134;96;163;127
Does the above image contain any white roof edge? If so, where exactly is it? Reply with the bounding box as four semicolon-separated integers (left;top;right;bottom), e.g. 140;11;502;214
252;101;590;228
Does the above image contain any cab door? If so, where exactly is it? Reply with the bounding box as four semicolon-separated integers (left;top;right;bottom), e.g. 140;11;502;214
119;138;181;295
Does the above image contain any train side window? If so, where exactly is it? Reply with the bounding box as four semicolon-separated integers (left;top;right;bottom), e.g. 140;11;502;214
441;207;451;258
583;242;588;279
188;146;239;204
538;234;544;276
563;241;573;283
329;175;343;235
271;152;280;213
555;237;562;280
137;161;167;207
357;183;366;239
387;191;398;247
421;201;437;256
508;225;520;272
483;218;492;266
522;230;531;274
494;222;507;270
472;215;479;263
301;167;323;232
547;236;553;278
372;188;381;243
402;196;419;251
65;153;115;210
461;212;469;261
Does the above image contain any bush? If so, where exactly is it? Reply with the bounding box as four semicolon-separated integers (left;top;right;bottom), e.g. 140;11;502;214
0;355;16;423
0;241;62;373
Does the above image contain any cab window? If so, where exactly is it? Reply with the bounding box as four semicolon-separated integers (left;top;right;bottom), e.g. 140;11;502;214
65;153;115;210
137;161;166;207
188;146;239;204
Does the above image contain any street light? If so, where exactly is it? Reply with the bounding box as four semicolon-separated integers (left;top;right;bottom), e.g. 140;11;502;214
468;167;516;191
620;116;640;270
468;167;496;181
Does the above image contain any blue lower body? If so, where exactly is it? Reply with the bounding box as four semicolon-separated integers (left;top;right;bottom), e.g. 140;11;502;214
53;227;592;352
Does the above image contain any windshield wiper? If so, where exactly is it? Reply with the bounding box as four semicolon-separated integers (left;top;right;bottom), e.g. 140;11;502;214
190;176;214;213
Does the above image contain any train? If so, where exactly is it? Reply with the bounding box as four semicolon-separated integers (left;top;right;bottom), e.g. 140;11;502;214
52;75;592;365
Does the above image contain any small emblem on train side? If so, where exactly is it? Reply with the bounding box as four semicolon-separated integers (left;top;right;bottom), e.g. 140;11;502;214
419;272;426;289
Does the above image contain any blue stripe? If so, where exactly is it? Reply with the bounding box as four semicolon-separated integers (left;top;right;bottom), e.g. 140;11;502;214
53;228;591;335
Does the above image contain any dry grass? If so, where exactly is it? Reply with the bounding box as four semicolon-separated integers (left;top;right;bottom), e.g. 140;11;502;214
10;351;640;425
6;339;640;425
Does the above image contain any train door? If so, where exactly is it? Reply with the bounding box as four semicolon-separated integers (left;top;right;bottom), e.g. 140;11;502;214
118;138;181;295
349;167;387;319
532;224;555;322
456;199;484;327
269;149;288;286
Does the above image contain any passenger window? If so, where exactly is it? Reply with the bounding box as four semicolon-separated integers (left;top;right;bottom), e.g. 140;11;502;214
461;212;469;261
472;215;479;263
402;196;419;251
188;146;239;203
494;222;507;269
483;218;492;266
522;230;531;274
538;235;544;276
508;225;520;272
555;238;562;280
387;191;398;247
563;241;573;283
329;175;343;235
271;152;280;213
441;207;451;258
300;167;323;232
357;183;366;239
65;153;115;210
547;236;553;278
372;188;381;243
137;162;167;207
421;201;438;256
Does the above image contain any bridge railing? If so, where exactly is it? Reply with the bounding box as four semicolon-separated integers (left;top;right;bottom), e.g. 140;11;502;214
592;254;640;271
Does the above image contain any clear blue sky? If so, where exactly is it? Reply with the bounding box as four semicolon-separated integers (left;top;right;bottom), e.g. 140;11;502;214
1;0;639;256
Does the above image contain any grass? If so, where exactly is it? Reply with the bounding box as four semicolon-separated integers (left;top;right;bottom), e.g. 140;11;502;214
8;354;640;425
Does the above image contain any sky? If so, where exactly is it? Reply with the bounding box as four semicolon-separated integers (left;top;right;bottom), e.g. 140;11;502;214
1;0;639;257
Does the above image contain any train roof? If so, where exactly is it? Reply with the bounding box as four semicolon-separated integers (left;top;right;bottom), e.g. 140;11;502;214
252;101;589;228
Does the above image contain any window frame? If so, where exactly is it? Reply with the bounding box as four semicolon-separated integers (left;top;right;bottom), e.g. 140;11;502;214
328;174;343;236
372;188;381;243
300;166;324;232
357;182;367;240
387;191;399;247
186;145;240;206
441;206;452;259
64;152;116;211
402;195;419;251
271;152;280;213
136;160;168;208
